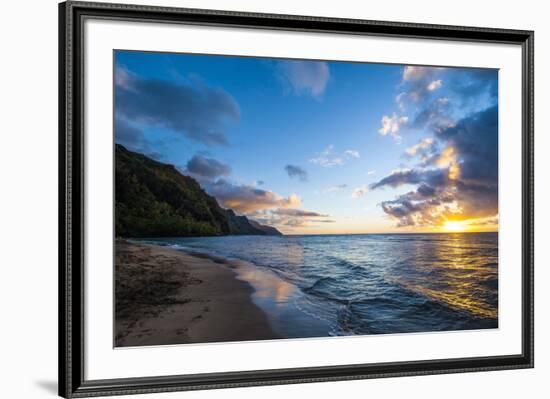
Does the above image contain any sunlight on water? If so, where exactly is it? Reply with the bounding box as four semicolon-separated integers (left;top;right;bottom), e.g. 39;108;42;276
397;234;498;319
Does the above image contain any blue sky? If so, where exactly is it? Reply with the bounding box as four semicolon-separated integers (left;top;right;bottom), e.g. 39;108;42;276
115;50;498;234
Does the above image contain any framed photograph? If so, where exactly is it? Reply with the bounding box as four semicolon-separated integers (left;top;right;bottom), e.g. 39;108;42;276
59;1;534;397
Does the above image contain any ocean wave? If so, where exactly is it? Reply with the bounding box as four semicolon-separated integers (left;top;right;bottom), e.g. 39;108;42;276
136;233;498;336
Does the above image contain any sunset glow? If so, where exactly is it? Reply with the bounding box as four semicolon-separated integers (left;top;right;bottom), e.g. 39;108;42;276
114;52;498;234
442;220;468;232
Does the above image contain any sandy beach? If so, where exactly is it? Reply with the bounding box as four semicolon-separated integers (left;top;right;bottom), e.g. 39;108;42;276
115;240;279;347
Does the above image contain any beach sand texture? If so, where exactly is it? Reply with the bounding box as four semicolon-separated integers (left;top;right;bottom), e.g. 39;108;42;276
115;240;278;347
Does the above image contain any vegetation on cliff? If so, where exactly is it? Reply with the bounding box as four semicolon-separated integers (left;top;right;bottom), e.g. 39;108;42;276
115;144;281;237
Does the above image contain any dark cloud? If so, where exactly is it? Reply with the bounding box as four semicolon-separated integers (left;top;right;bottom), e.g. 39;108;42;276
285;164;308;182
272;208;328;217
186;154;231;179
115;117;164;160
248;207;334;230
400;66;497;110
116;117;143;146
379;185;456;227
396;67;498;136
374;64;498;228
412;97;454;132
447;68;498;105
370;168;448;190
204;179;301;214
437;105;498;184
115;66;240;147
279;216;335;227
264;208;334;228
417;183;436;197
403;138;441;167
372;106;498;227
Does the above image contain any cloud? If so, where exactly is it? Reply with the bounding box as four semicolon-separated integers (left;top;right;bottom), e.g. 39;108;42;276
115;66;133;90
427;79;442;91
310;146;362;167
351;186;370;199
412;97;454;132
345;150;360;158
309;145;344;167
396;92;407;111
367;170;376;175
437;105;498;184
284;164;308;182
374;63;498;228
282;218;335;227
115;117;145;148
272;208;328;217
115;117;164;160
405;138;435;157
403;66;435;81
323;184;348;193
204;179;301;214
447;68;498;106
186;154;231;179
115;65;240;147
371;106;498;227
400;66;443;103
397;66;497;119
378;114;409;140
370;168;448;190
276;60;330;98
254;207;334;229
404;138;438;164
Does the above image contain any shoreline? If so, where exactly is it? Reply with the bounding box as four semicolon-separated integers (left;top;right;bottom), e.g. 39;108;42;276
115;240;280;347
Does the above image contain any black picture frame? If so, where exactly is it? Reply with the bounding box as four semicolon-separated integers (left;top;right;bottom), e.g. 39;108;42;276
59;1;534;397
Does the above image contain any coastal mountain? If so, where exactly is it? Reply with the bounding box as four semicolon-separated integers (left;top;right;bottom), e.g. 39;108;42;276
115;144;282;238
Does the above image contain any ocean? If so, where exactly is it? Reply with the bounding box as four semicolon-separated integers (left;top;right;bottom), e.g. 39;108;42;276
141;232;498;338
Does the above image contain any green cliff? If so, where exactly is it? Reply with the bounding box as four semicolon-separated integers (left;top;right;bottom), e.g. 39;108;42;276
115;144;282;238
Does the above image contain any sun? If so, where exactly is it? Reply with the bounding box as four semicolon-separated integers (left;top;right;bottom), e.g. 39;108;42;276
442;220;467;232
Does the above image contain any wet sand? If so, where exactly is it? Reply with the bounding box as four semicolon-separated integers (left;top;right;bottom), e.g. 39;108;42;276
115;240;279;347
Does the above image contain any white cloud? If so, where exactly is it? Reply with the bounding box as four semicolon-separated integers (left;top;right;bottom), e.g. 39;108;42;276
344;149;360;158
114;66;134;91
405;137;435;157
351;186;370;199
396;92;407;111
367;170;376;175
403;66;429;81
309;145;344;167
277;60;330;98
379;113;409;140
427;79;442;91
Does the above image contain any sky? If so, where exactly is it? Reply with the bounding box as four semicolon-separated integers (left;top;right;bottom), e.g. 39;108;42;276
114;50;498;235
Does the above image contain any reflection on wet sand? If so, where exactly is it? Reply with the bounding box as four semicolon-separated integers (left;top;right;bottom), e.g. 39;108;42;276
232;259;296;303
